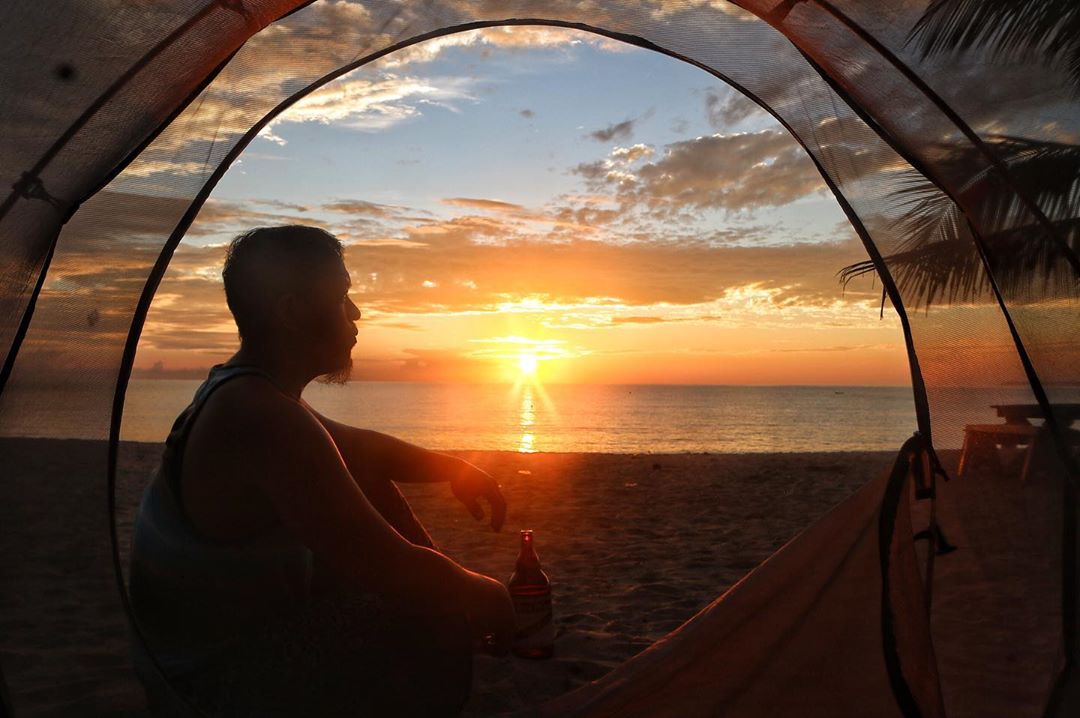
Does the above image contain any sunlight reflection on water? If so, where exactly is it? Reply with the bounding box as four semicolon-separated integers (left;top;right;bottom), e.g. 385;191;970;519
518;385;536;453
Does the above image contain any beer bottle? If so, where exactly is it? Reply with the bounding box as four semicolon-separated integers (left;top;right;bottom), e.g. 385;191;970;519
508;529;554;659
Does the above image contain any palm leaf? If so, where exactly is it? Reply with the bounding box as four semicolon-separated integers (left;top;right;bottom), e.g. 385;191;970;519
840;136;1080;308
907;0;1080;93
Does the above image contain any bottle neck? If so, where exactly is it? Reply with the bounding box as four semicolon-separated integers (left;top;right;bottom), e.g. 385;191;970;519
517;532;540;565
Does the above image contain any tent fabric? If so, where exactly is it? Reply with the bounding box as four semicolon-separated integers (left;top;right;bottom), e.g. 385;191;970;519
0;1;1077;716
914;447;1065;717
529;443;942;718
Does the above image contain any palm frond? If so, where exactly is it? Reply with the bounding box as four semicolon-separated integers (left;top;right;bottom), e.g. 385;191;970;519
838;136;1080;309
907;0;1080;92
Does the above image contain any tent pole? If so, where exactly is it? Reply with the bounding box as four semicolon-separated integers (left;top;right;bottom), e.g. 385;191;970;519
880;435;936;718
104;18;941;718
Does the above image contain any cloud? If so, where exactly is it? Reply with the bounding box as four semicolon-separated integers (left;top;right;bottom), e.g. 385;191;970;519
118;17;632;178
120;14;649;179
770;344;896;353
251;199;312;213
576;129;828;215
611;316;667;324
380;347;498;383
370;320;423;331
340;210;878;316
261;74;477;140
588;118;636;143
704;87;766;129
184;199;320;238
21;184;903;382
376;24;629;68
609;144;654;163
441;197;526;213
322;199;405;217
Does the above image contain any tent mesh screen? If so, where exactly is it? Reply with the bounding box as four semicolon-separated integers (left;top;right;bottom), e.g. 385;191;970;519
1;1;1076;716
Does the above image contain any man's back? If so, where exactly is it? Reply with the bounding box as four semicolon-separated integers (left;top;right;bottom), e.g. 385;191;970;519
128;366;315;699
179;370;292;543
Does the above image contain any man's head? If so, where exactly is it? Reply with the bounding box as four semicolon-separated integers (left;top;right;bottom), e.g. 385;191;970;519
223;225;359;383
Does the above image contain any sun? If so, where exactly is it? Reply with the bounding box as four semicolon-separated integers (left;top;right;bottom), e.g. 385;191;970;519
518;351;539;377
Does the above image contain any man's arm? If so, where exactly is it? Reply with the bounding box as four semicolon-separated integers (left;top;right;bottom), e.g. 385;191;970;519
305;404;506;531
209;381;513;651
306;405;470;484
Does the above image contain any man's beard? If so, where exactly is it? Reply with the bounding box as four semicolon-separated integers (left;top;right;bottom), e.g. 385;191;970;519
316;355;353;385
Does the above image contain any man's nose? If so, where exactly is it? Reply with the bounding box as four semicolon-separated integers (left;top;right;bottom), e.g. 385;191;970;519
346;297;362;322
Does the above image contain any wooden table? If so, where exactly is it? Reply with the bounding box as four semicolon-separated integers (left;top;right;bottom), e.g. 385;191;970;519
991;403;1080;426
960;404;1080;479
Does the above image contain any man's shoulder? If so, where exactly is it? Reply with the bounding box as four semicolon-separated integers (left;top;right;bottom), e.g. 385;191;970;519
192;375;317;448
206;372;282;405
184;376;339;489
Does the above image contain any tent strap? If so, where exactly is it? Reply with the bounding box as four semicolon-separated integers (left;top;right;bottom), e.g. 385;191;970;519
881;432;946;718
11;172;78;220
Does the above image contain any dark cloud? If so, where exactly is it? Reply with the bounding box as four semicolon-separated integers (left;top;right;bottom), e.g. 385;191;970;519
187;199;319;237
251;199;311;213
588;118;636;143
705;88;766;129
576;130;828;215
551;204;620;229
375;347;497;383
571;160;608;182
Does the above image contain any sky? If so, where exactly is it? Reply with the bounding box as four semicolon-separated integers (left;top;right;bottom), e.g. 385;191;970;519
131;25;911;386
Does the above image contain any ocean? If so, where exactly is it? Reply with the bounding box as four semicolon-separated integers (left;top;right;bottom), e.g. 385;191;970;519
8;378;1074;452
117;379;978;453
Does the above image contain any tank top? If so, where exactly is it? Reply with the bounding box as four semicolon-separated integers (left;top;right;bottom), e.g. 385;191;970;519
128;363;313;681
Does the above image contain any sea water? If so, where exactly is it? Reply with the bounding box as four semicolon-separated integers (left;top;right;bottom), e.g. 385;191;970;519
12;378;1077;452
114;379;1004;453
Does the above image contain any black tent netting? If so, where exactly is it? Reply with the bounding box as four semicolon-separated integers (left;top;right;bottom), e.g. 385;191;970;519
1;1;1077;716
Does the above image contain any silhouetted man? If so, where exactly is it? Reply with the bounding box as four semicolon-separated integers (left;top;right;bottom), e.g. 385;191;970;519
129;225;513;716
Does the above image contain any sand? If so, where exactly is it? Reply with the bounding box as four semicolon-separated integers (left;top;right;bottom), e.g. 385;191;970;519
3;437;1071;717
398;450;896;714
0;438;895;716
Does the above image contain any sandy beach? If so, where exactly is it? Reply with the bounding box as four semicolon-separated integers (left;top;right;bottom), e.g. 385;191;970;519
1;439;898;715
399;449;899;714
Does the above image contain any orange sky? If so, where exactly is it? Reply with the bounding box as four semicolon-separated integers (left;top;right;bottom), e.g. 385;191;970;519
130;235;913;386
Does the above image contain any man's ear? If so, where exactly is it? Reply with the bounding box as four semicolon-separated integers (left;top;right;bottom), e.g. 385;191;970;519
275;292;306;332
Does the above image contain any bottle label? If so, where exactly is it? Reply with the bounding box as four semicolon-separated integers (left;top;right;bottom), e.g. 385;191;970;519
512;592;555;646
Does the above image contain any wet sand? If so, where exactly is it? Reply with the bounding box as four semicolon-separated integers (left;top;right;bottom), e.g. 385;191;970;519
1;439;896;715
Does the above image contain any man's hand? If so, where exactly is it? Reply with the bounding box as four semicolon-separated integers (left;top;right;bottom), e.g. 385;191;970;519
450;465;507;532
